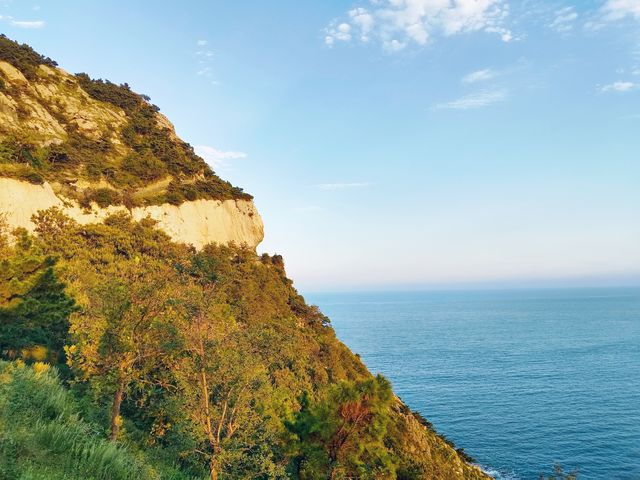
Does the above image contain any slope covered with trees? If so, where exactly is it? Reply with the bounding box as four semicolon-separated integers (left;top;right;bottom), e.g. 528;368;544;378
0;212;487;479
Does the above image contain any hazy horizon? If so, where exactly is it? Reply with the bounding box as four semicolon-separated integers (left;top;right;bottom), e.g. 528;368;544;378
3;0;638;291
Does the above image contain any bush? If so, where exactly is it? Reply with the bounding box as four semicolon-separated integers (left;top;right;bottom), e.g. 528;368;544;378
82;188;123;208
121;152;167;183
21;170;45;184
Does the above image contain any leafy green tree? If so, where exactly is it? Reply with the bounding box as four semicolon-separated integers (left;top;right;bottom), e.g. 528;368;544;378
66;257;182;441
0;230;75;362
287;375;396;480
170;284;283;480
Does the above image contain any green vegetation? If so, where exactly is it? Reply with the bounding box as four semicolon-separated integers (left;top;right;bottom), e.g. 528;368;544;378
0;361;194;479
0;230;75;363
0;211;487;479
73;74;251;203
286;376;395;478
0;34;57;80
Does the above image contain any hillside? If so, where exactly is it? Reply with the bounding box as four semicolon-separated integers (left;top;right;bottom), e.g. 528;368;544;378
0;35;490;480
0;35;263;249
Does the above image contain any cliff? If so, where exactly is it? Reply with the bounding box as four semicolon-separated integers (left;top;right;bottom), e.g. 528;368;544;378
0;35;262;249
0;177;263;249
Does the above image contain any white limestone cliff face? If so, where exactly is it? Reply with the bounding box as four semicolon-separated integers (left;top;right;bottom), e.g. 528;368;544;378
0;177;264;250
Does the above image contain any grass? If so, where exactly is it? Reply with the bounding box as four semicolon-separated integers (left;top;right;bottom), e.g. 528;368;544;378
0;361;203;480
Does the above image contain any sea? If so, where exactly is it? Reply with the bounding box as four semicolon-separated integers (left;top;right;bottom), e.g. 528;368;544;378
306;288;640;480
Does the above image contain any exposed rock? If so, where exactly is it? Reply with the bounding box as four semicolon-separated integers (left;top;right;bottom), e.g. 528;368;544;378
0;60;126;147
0;177;264;249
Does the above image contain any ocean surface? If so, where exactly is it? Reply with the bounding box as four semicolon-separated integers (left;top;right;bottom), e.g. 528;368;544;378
306;288;640;480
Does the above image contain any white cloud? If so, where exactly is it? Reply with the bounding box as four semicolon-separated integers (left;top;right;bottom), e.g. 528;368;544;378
193;43;217;81
1;16;45;28
10;19;44;28
195;145;247;169
315;182;369;190
349;7;375;41
325;22;352;45
602;0;640;21
324;0;513;51
549;6;578;33
462;68;496;84
197;66;213;76
436;90;507;110
600;81;638;92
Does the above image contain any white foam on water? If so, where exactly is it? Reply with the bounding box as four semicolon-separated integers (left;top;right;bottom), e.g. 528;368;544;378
478;465;520;480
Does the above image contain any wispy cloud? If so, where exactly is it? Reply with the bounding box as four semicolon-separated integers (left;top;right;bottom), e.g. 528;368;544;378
12;20;44;28
315;182;369;191
324;0;513;52
0;14;45;29
436;90;508;110
549;6;578;33
600;81;638;92
586;0;640;29
602;0;640;21
462;68;497;84
195;145;247;169
193;40;218;84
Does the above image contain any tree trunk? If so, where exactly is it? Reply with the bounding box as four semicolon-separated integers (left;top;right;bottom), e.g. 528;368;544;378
110;376;126;441
210;452;219;480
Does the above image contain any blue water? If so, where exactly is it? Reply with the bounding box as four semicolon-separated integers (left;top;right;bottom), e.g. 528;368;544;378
306;288;640;480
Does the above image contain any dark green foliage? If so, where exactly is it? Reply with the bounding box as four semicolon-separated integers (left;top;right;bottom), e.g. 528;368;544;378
75;74;143;112
121;152;167;183
0;34;57;80
286;375;395;479
81;188;123;209
0;232;75;363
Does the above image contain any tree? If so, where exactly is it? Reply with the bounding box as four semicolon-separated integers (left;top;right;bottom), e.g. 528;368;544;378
66;256;181;441
287;375;396;480
0;230;75;362
171;283;281;480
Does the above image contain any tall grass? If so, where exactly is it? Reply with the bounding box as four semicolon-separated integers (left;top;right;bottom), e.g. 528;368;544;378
0;361;201;480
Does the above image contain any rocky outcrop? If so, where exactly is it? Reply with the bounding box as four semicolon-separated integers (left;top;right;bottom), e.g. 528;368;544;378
0;61;127;148
0;177;264;249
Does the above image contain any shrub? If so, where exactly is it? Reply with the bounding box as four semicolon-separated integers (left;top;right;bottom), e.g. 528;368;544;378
121;152;167;183
21;170;45;184
83;188;123;208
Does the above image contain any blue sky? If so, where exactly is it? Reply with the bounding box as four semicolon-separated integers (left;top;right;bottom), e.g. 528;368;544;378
1;0;639;291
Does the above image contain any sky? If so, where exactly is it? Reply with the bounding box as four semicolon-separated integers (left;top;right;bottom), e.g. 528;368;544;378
1;0;639;292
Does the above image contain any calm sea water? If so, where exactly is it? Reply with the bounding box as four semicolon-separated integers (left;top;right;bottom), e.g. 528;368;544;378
306;288;640;480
